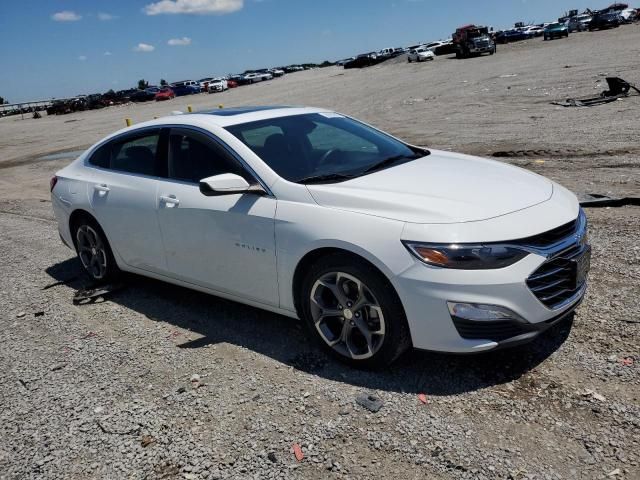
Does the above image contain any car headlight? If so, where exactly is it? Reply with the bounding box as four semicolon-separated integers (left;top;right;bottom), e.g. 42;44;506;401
403;242;529;270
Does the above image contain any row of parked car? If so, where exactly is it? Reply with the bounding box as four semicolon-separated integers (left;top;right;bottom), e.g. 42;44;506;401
131;69;290;103
339;40;456;68
339;3;638;70
496;5;638;44
39;66;310;115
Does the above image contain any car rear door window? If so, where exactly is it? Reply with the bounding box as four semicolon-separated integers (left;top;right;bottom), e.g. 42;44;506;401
88;130;163;177
167;128;247;183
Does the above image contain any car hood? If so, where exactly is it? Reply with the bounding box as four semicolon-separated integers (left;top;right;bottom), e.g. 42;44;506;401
306;149;553;224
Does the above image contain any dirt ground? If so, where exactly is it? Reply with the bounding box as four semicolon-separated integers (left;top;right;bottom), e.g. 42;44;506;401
0;25;638;480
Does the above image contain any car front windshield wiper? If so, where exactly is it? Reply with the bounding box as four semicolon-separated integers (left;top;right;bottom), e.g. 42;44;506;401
297;173;358;184
362;152;424;175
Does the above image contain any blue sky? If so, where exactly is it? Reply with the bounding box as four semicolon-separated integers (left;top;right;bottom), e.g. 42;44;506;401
0;0;606;102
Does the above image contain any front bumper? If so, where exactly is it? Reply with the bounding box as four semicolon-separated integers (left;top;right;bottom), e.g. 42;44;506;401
469;45;493;53
391;252;587;353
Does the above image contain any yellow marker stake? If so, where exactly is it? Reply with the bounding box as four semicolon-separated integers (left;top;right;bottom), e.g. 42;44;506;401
187;105;193;113
125;118;132;127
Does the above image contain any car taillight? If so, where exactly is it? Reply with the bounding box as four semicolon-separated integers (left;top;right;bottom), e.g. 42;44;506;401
50;176;58;192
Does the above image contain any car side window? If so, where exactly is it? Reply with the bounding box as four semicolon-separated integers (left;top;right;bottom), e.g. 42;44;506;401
88;130;162;177
88;143;111;168
167;128;247;183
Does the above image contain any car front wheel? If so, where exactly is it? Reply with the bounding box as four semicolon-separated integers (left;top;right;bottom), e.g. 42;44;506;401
73;217;119;282
300;254;411;368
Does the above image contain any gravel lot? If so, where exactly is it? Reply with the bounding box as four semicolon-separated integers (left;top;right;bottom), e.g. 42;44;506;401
0;25;638;480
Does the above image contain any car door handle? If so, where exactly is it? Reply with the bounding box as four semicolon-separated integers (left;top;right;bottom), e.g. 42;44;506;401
160;195;180;207
94;184;110;194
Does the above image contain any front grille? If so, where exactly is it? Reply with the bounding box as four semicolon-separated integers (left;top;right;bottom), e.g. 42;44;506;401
526;244;587;308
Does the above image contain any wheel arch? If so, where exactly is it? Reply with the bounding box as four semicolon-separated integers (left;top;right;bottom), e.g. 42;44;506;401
68;209;100;249
68;210;118;262
291;246;399;318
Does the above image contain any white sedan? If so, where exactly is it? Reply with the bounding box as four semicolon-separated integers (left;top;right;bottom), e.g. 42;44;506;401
51;106;590;367
207;78;228;93
408;47;435;63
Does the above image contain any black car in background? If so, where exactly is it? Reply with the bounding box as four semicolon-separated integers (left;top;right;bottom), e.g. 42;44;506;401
589;12;621;30
344;52;379;69
130;87;159;102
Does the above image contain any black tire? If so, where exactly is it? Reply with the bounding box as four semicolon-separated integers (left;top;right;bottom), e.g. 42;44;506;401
299;253;411;369
72;215;120;283
408;57;412;63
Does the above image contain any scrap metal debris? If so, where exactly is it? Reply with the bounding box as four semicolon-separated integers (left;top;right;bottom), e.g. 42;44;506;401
579;194;640;208
356;392;384;413
553;77;639;107
72;283;125;305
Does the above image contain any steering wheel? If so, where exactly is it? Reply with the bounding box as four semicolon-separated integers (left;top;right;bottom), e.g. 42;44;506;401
317;148;342;168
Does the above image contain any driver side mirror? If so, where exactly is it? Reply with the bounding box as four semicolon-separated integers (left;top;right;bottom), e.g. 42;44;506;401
199;173;265;196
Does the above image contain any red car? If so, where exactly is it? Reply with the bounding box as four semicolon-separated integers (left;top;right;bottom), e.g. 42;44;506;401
155;87;175;101
227;80;238;89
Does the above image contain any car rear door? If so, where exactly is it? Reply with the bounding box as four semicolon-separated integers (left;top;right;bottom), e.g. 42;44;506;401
155;127;279;306
86;128;168;273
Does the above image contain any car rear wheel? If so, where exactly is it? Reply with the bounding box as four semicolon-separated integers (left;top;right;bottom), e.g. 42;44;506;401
300;254;411;368
73;217;119;282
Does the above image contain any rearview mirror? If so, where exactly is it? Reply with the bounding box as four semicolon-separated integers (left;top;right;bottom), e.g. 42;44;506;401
199;173;264;196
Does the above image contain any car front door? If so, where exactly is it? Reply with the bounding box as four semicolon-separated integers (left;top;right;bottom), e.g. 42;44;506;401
156;127;279;306
87;128;168;273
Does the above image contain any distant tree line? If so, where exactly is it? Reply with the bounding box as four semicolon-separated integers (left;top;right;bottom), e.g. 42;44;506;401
0;96;7;104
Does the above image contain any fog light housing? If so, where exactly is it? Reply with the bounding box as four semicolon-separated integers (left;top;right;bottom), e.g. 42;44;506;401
447;302;525;322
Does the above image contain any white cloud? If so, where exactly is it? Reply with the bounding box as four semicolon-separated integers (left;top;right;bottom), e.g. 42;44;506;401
78;55;87;61
98;12;117;21
133;43;155;52
52;11;82;22
144;0;243;15
168;36;192;46
104;51;113;56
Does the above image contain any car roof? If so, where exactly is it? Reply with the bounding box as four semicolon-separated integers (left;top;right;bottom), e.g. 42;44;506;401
119;106;331;131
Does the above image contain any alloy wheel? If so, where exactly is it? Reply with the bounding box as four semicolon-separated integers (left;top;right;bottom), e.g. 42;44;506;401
309;272;385;360
76;225;107;280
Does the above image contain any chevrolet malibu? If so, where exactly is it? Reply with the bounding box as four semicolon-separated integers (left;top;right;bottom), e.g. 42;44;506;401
51;106;590;368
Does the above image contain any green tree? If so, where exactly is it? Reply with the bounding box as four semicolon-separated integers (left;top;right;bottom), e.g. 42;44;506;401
0;96;6;104
160;79;168;86
137;79;149;90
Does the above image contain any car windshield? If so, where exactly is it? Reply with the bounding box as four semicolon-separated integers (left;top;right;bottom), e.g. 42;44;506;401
225;113;428;183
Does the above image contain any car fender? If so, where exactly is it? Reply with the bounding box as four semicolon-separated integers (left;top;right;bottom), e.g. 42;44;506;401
274;197;411;312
